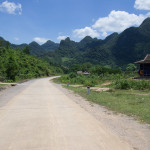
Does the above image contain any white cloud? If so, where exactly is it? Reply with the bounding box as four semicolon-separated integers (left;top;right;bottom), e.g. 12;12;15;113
92;10;148;33
57;36;68;40
33;37;50;44
14;37;19;41
0;1;22;15
102;32;108;37
73;27;100;39
134;0;150;10
72;10;150;39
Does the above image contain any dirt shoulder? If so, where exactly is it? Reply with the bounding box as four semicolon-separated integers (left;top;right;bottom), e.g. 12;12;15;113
52;82;150;150
0;84;11;93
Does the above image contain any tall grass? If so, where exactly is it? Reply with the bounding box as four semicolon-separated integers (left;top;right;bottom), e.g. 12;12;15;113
114;80;150;90
58;73;99;87
57;72;136;87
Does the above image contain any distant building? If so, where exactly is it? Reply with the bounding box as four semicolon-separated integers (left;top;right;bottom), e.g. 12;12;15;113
83;71;90;75
77;71;90;75
77;71;83;74
134;54;150;77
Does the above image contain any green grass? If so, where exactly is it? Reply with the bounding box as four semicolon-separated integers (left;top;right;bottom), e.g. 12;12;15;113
65;86;150;124
52;77;62;84
62;57;74;63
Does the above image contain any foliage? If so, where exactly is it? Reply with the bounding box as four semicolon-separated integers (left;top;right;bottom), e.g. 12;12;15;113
57;74;99;87
0;46;63;81
43;18;150;68
57;62;136;87
23;45;30;55
126;63;137;71
1;18;150;69
114;79;150;90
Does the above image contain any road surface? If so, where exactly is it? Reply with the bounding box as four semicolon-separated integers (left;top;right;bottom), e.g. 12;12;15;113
0;77;133;150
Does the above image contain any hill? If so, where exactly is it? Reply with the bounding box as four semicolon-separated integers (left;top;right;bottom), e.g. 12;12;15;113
0;45;63;81
43;18;150;68
41;40;59;51
0;37;59;56
28;41;46;56
1;17;150;68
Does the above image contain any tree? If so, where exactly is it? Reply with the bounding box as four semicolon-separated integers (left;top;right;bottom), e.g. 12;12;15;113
82;62;92;72
6;55;18;81
126;63;137;72
5;41;10;49
23;46;30;55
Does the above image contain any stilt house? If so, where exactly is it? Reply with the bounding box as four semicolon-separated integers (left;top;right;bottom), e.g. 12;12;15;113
134;54;150;77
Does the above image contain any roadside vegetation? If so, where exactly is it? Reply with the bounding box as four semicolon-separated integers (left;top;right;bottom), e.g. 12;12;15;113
66;86;150;124
0;45;63;82
53;63;150;124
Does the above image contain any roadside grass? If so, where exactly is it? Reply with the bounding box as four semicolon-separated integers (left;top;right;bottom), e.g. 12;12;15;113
65;86;150;124
52;77;62;84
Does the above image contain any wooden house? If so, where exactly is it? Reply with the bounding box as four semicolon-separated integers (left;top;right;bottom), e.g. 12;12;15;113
134;54;150;77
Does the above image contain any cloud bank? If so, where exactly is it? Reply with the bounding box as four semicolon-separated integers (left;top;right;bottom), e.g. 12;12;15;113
73;10;150;39
0;1;22;15
71;0;150;40
73;27;100;38
134;0;150;10
92;10;148;33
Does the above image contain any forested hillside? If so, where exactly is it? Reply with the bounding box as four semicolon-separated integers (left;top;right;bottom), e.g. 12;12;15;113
0;45;62;81
1;18;150;69
43;18;150;68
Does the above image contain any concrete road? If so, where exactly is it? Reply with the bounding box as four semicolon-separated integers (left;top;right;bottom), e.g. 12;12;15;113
0;77;133;150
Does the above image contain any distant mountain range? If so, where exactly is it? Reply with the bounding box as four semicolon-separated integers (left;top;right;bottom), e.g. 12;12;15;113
47;17;150;68
0;38;59;56
1;17;150;68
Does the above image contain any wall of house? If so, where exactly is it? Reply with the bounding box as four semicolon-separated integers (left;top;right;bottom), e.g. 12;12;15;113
140;64;150;76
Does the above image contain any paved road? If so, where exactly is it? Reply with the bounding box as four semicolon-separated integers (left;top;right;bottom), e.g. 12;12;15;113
0;77;133;150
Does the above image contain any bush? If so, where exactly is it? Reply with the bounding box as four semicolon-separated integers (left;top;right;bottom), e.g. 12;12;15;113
69;72;77;78
114;80;131;89
83;80;96;87
114;79;150;90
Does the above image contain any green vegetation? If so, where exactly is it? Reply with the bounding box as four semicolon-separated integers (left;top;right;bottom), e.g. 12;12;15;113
0;46;63;81
65;86;150;124
56;63;132;87
58;74;98;87
53;62;150;124
114;79;150;90
1;18;150;69
42;18;150;68
62;57;74;63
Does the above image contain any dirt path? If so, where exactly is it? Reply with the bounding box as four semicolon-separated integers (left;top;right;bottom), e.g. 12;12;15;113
0;77;133;150
54;82;150;150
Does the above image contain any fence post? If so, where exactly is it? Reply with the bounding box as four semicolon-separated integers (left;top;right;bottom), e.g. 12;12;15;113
67;82;69;87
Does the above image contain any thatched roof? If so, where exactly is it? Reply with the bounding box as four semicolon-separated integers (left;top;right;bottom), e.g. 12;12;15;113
134;54;150;64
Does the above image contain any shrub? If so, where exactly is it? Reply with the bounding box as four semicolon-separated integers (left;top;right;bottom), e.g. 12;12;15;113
114;79;150;90
69;72;77;78
83;80;96;87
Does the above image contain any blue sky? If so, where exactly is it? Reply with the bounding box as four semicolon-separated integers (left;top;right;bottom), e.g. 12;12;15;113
0;0;150;44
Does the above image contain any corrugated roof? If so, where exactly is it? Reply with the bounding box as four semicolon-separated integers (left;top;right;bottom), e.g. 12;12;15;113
134;54;150;64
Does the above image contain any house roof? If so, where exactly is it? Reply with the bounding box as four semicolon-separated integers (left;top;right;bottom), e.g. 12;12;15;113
83;71;90;75
134;54;150;64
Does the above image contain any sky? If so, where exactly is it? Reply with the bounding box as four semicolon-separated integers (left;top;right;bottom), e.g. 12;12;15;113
0;0;150;45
